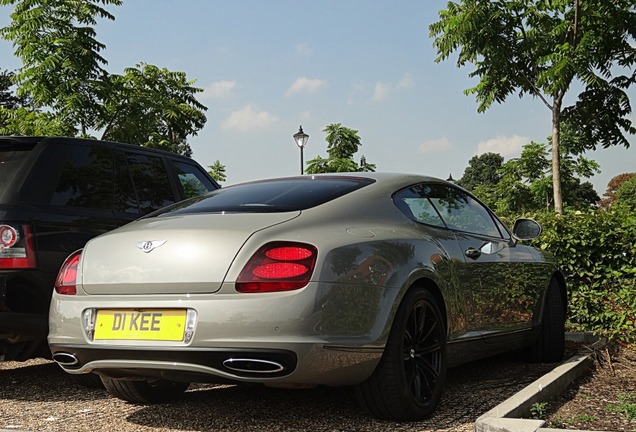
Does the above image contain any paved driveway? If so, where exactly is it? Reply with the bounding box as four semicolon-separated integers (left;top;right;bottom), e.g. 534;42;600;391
0;356;557;432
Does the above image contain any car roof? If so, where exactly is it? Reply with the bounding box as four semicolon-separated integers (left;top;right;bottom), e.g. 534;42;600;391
0;136;193;160
233;172;451;189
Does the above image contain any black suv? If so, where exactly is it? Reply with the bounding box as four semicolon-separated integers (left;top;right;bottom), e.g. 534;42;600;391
0;136;220;361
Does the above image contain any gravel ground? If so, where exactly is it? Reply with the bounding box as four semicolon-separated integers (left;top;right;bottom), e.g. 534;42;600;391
0;355;559;432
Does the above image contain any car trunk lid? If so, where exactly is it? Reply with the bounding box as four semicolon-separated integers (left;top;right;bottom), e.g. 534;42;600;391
80;212;299;295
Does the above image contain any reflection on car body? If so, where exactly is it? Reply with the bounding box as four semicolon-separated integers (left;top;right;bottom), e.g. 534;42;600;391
48;173;566;421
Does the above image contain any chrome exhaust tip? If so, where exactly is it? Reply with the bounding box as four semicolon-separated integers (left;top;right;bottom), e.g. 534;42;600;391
52;352;80;367
223;358;285;374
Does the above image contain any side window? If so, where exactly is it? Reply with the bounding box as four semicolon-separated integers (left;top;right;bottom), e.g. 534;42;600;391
394;183;503;238
125;152;176;214
427;185;501;237
50;144;114;210
171;160;217;198
393;185;446;228
493;215;511;240
113;151;139;214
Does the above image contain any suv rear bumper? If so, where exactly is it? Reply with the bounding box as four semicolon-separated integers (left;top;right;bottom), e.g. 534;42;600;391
0;312;48;341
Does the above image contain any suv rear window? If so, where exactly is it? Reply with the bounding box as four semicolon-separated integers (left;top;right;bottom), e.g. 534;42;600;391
51;144;114;209
125;152;176;214
0;143;33;191
155;177;375;216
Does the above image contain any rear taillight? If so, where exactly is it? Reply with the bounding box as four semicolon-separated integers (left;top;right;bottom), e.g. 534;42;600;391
236;242;317;293
55;250;82;295
0;224;36;269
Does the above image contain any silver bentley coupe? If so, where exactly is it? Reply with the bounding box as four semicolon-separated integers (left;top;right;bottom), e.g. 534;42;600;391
48;173;566;421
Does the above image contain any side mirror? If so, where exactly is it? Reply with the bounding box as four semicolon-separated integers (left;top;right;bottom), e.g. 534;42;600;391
512;218;542;241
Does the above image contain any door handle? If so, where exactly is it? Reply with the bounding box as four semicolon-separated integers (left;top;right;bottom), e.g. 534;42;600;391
465;248;481;259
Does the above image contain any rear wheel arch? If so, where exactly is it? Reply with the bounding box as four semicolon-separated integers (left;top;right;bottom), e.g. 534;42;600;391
356;281;448;420
552;271;568;316
408;278;448;335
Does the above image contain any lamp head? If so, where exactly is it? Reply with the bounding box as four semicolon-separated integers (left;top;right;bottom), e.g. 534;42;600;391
293;125;309;148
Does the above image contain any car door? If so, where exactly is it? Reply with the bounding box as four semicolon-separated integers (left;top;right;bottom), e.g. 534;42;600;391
426;184;543;336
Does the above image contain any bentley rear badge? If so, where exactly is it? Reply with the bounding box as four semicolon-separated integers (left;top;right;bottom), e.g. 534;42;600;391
136;240;167;253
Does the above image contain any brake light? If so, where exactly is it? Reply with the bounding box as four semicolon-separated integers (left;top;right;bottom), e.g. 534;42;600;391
236;242;317;293
0;224;36;269
55;250;82;295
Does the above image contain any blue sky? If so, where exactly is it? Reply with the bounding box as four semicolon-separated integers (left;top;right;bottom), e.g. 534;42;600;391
1;1;634;194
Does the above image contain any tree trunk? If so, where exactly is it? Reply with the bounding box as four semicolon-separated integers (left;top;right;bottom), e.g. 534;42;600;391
551;104;563;214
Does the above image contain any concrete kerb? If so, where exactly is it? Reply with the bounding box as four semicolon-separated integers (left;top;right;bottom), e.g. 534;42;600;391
475;333;605;432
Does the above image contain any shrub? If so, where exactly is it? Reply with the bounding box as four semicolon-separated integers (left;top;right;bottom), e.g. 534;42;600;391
528;208;636;348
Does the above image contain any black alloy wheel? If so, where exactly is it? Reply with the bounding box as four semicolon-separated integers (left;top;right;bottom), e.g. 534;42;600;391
403;294;445;406
356;288;447;421
525;278;565;363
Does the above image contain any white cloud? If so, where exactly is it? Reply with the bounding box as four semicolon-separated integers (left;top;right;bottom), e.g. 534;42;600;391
373;82;390;101
476;134;528;157
295;43;312;56
201;80;237;99
418;138;451;154
221;105;278;131
397;73;414;89
286;77;326;96
373;73;415;101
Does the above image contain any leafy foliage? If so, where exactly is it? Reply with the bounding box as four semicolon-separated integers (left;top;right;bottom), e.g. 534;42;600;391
0;69;30;109
606;393;636;421
615;174;636;211
0;0;121;135
207;160;226;183
306;123;376;174
460;141;599;216
430;0;636;213
0;0;207;156
0;106;76;136
457;152;503;191
533;208;636;347
98;63;207;157
598;172;635;209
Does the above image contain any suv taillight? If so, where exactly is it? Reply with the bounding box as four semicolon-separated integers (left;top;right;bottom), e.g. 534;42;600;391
0;224;36;269
236;242;317;293
55;250;82;295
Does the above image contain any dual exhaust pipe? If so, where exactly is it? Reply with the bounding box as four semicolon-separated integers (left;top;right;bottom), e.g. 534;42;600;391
53;352;286;375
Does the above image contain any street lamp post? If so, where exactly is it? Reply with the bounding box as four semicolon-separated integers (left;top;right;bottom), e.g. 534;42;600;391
293;125;309;175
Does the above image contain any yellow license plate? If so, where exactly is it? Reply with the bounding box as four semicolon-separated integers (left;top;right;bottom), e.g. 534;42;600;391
94;309;186;341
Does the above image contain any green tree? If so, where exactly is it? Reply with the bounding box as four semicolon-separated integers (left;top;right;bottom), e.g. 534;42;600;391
0;0;122;136
98;63;207;157
0;106;75;136
494;141;599;215
1;0;206;156
0;69;27;109
599;172;635;209
207;160;227;183
457;152;504;191
616;174;636;210
430;0;636;214
306;123;376;174
0;69;72;135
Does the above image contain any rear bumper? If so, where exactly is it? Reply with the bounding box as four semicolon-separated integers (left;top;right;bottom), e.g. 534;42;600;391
50;344;297;383
49;342;381;386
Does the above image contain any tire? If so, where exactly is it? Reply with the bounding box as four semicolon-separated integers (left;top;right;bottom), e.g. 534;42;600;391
526;279;565;363
71;373;104;388
356;288;447;421
101;377;189;404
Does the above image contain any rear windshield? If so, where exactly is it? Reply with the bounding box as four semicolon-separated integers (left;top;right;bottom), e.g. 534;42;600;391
0;143;34;190
153;177;375;217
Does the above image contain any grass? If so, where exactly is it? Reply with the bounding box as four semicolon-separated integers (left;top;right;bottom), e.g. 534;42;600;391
607;392;636;422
